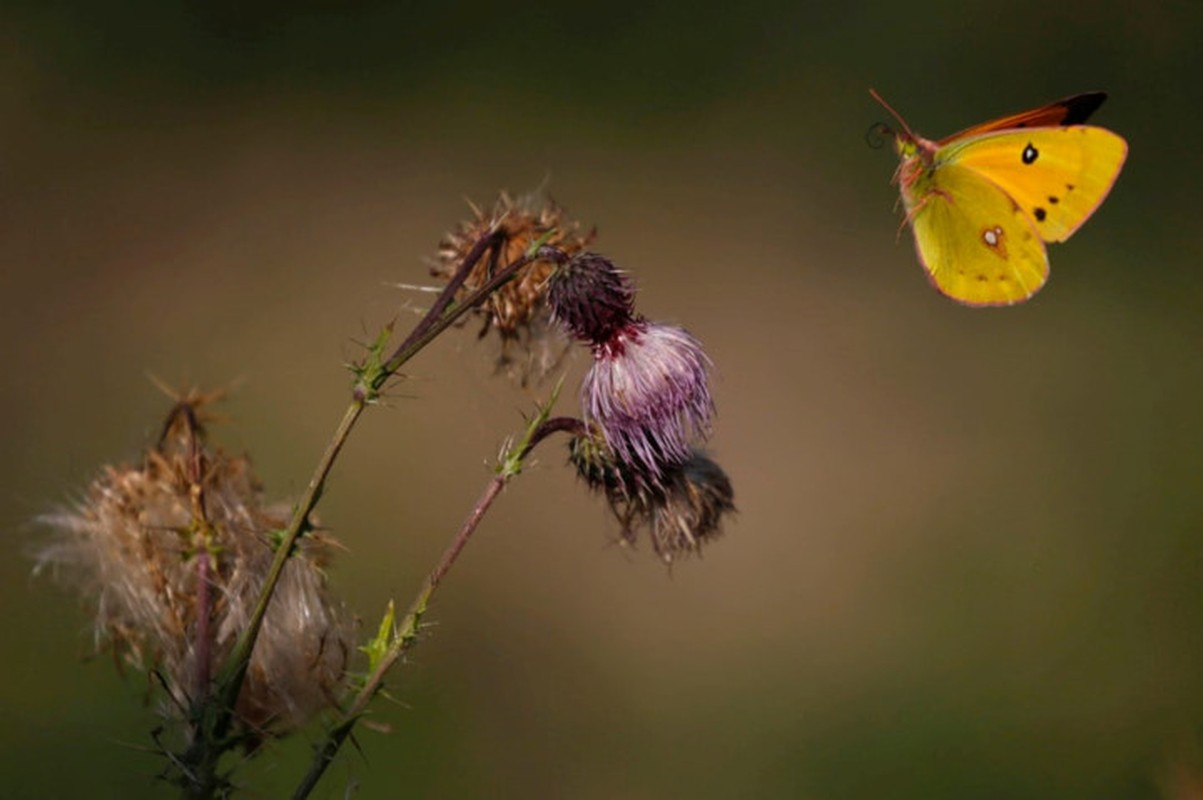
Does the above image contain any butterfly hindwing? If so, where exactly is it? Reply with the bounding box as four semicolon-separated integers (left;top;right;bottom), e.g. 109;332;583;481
939;126;1128;243
906;162;1050;306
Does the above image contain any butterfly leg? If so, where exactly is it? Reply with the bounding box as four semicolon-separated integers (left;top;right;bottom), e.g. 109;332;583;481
899;187;953;238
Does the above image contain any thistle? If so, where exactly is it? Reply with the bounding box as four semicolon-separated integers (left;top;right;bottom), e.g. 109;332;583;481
35;392;349;742
434;191;594;383
34;188;734;800
570;430;734;562
545;250;714;485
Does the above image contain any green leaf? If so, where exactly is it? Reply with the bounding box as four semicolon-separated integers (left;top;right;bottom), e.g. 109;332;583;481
360;600;396;673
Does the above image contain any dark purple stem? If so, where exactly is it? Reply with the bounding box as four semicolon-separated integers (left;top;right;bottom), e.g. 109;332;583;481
523;416;585;460
163;400;216;708
291;415;586;800
435;420;583;586
385;229;505;367
194;551;212;702
379;238;544;380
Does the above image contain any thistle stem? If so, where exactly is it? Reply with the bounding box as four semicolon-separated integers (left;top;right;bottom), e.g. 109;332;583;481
380;246;538;379
291;414;581;800
194;551;212;703
384;229;504;369
188;226;537;798
210;399;367;736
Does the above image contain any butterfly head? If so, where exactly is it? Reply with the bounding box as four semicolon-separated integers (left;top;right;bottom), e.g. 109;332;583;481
868;89;936;165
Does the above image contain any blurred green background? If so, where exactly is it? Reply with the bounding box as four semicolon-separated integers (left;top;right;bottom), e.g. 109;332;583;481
3;1;1202;797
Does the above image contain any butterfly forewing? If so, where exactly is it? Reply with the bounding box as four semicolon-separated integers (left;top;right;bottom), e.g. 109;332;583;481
937;92;1107;143
907;162;1050;306
941;126;1128;243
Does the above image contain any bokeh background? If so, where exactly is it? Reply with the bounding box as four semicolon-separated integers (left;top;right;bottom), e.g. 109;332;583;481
3;2;1202;798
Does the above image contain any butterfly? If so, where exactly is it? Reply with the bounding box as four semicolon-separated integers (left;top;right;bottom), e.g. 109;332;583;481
871;90;1128;306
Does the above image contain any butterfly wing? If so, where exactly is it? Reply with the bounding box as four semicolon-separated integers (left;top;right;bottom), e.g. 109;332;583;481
938;92;1107;143
941;126;1128;242
904;162;1050;306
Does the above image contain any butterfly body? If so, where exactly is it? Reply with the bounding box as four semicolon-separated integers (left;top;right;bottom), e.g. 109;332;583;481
872;91;1128;306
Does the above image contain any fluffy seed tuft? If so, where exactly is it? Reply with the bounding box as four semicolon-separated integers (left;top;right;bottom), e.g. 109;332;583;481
34;394;350;737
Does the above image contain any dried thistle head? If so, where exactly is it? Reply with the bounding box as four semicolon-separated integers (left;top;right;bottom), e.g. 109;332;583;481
570;429;735;563
35;392;350;737
434;191;594;383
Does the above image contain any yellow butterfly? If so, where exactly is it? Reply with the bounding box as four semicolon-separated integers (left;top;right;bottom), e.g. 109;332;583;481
871;90;1128;306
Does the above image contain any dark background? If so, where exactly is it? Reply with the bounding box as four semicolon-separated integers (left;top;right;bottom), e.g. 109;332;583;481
3;1;1202;797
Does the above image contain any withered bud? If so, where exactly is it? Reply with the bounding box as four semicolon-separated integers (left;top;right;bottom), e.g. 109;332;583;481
570;429;735;563
434;191;594;383
546;252;637;346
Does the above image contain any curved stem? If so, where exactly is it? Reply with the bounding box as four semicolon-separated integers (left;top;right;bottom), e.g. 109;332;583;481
291;474;506;800
291;414;582;800
186;227;530;798
379;250;540;380
211;399;367;732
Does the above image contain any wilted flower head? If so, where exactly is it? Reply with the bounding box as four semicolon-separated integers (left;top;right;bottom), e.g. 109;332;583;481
35;393;349;737
570;430;734;562
435;191;594;383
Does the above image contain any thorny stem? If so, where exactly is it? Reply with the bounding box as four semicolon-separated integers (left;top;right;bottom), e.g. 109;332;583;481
209;399;366;736
384;229;504;371
158;399;221;797
167;401;215;706
187;225;541;798
515;416;585;462
194;553;212;704
378;240;540;381
291;413;583;800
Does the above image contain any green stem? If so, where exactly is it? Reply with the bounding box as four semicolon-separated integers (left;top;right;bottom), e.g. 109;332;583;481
291;410;579;800
291;475;505;800
212;399;366;725
184;226;539;798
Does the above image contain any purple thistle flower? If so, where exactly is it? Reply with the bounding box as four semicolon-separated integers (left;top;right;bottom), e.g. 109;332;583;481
582;319;713;480
545;249;715;483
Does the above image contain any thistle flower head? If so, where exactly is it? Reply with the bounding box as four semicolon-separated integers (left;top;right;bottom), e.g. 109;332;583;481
546;251;637;346
571;430;735;563
434;191;594;383
35;394;349;737
580;319;714;481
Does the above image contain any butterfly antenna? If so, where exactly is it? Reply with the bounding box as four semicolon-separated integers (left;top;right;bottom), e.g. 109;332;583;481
868;88;918;144
865;122;889;149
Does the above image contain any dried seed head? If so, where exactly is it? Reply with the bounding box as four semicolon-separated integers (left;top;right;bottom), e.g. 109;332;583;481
434;191;594;383
35;394;350;737
569;423;642;499
571;429;735;563
640;453;735;561
581;320;714;481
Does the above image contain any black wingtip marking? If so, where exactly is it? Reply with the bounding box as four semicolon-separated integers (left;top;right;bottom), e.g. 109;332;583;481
1060;92;1108;125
